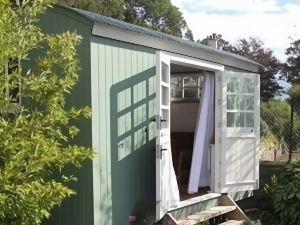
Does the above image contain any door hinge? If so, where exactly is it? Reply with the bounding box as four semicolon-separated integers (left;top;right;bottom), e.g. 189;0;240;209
219;160;221;165
217;76;221;82
155;115;167;130
156;145;167;159
218;122;221;128
218;99;222;105
218;182;221;188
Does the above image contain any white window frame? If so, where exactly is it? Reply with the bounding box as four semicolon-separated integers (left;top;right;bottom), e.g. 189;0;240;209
171;73;204;101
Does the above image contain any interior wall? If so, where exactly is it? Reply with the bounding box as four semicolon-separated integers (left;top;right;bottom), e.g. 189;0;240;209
171;102;199;132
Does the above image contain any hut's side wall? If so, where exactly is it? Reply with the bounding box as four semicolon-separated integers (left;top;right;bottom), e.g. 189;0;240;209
91;36;157;225
38;7;94;225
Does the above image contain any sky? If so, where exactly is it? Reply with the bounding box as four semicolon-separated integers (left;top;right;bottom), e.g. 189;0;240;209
171;0;300;62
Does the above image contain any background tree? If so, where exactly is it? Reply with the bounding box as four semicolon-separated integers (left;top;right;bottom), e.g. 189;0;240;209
57;0;194;40
58;0;124;19
0;1;93;224
281;39;300;84
237;38;282;100
281;39;300;159
217;36;282;100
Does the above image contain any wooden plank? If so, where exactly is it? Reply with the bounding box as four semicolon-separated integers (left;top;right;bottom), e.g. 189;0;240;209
177;206;236;225
219;220;247;225
221;195;250;221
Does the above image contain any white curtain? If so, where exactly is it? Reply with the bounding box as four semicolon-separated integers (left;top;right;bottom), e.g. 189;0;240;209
161;142;180;213
188;72;214;194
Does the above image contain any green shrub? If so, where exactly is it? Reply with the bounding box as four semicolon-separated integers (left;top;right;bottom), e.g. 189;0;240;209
265;161;300;225
0;1;94;224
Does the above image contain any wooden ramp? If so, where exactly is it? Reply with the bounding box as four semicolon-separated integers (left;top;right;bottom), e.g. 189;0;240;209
161;195;251;225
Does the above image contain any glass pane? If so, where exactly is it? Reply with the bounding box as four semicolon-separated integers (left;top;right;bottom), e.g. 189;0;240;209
183;76;197;87
171;76;182;98
228;95;254;110
161;62;169;83
227;95;242;110
161;109;169;129
245;113;254;127
183;88;198;98
227;112;245;127
227;77;239;93
240;78;254;93
243;96;254;110
227;112;235;127
161;86;169;106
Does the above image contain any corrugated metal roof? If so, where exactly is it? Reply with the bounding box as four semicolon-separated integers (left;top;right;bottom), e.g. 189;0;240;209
65;6;261;67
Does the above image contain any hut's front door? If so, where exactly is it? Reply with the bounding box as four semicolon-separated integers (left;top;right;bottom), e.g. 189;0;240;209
155;52;179;220
217;71;260;193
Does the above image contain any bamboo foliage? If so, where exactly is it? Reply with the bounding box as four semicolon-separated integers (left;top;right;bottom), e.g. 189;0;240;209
0;1;94;224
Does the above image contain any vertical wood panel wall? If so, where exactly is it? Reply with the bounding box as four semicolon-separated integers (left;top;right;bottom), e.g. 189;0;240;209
91;36;157;225
39;8;95;225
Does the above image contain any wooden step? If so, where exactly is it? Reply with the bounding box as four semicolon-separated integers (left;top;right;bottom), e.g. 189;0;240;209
177;206;236;225
219;220;247;225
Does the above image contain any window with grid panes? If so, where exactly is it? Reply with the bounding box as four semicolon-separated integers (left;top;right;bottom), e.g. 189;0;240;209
226;77;255;128
171;74;203;100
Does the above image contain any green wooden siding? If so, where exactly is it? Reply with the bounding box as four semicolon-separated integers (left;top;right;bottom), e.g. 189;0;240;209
91;37;157;225
38;7;94;225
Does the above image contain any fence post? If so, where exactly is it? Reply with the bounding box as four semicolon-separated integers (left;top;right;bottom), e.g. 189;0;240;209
289;96;294;162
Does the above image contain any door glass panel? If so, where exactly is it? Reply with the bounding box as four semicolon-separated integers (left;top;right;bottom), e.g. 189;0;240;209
227;112;245;127
240;78;254;93
227;112;254;128
161;86;169;106
245;113;254;127
227;112;235;127
227;95;241;110
243;96;254;110
161;62;169;83
227;77;239;93
161;109;169;129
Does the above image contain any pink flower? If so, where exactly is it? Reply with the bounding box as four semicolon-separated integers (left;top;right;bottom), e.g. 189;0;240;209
128;215;136;223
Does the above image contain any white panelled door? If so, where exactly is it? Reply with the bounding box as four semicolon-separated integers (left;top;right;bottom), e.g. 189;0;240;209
156;52;172;219
219;71;260;193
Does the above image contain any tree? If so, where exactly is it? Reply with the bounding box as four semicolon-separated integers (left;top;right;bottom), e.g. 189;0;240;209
58;0;124;19
282;39;300;84
57;0;194;40
220;37;282;100
0;1;94;224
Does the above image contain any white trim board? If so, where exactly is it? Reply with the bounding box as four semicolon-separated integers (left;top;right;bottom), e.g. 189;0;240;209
92;22;260;73
165;51;224;72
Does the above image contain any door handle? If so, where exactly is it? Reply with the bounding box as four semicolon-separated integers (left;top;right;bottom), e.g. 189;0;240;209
161;148;168;151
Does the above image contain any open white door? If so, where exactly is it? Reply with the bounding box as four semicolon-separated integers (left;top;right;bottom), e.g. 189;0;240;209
155;52;179;220
217;71;260;193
